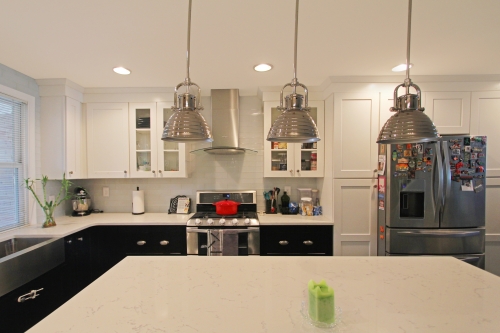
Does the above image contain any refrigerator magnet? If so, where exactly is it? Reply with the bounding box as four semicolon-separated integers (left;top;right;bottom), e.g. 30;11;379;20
406;144;412;149
378;199;385;210
461;180;474;191
465;146;471;152
378;176;386;194
464;137;471;145
404;150;411;157
416;144;423;154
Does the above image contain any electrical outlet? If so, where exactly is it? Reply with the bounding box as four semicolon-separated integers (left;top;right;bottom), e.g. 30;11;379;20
48;195;55;203
284;186;291;194
103;187;110;197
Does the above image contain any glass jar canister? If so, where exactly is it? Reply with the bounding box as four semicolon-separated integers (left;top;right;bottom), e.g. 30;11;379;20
301;197;313;216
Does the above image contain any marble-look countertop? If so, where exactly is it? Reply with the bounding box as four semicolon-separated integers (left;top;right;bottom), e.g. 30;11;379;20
28;256;500;333
0;213;332;242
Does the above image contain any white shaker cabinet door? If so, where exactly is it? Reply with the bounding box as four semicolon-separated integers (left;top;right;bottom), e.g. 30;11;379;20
333;92;380;179
485;178;500;276
333;178;378;256
424;92;471;135
471;91;500;177
87;103;130;178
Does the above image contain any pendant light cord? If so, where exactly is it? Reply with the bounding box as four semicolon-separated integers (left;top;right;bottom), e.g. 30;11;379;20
292;0;299;94
185;0;192;92
405;0;412;94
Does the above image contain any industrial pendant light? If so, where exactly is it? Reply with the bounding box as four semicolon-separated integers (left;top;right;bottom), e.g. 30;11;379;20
162;0;213;142
267;0;320;143
376;0;439;144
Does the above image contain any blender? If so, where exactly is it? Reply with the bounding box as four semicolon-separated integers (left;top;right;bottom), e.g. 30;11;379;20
72;187;92;216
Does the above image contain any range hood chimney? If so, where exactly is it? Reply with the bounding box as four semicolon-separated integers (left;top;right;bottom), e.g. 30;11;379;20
190;89;257;155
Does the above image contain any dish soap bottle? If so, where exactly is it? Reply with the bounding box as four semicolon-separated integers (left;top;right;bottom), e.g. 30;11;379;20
281;191;290;214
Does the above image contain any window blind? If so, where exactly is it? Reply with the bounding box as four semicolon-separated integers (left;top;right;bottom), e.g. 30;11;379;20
0;94;26;232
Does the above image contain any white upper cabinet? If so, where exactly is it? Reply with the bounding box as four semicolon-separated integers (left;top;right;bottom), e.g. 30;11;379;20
263;100;324;177
40;96;85;179
129;102;187;178
86;103;130;178
471;91;500;177
424;92;471;135
333;92;380;179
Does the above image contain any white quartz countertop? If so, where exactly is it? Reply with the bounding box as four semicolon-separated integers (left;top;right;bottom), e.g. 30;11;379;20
0;213;332;242
28;256;500;333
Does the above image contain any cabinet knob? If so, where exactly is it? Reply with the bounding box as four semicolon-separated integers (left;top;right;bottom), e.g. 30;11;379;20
374;169;377;172
296;170;300;174
136;240;146;246
124;170;127;174
289;170;293;176
303;240;313;246
158;170;162;174
160;240;169;246
77;237;83;241
152;170;156;174
373;185;377;188
279;240;289;246
66;240;72;244
69;171;73;175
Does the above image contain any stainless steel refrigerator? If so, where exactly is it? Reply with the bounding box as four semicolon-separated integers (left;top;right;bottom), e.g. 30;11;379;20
377;136;486;268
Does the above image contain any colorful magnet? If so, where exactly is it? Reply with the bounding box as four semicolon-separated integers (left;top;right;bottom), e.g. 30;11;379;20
392;150;397;161
406;144;412;150
404;150;412;157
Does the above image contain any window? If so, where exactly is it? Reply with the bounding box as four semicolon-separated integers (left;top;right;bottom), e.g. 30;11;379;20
0;93;29;232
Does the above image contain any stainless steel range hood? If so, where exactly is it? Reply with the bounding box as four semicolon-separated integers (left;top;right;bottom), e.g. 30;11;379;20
190;89;257;155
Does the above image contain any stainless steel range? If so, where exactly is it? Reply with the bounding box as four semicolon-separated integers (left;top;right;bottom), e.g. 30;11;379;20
187;190;260;256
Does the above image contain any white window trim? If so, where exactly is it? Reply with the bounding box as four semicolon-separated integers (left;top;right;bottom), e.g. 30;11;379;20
0;83;36;226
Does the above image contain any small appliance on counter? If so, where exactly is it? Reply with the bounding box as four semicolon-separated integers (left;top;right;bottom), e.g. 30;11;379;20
72;187;92;216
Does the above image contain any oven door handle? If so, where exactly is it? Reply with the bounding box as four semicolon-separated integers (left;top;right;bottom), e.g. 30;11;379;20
186;229;259;234
186;229;210;234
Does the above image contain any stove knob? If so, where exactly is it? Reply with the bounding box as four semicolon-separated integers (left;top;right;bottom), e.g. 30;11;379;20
207;218;214;225
195;218;202;226
232;219;238;225
219;218;226;225
244;218;250;225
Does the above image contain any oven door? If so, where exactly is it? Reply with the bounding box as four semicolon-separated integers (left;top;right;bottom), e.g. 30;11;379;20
187;227;260;256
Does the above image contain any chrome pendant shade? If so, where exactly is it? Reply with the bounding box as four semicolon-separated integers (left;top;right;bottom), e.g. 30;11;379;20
376;0;439;144
267;0;320;143
162;0;213;142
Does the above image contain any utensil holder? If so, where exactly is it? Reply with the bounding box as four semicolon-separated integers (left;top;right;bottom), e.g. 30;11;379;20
265;200;277;214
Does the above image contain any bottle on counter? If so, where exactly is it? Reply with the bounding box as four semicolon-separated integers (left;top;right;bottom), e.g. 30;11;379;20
281;191;290;213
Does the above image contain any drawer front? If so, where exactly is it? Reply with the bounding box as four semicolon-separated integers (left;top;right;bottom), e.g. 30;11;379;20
120;226;186;255
261;226;333;256
386;228;485;255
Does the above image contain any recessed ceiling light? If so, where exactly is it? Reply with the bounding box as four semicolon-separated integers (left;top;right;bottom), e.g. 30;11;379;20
392;63;413;72
113;67;131;75
254;64;273;72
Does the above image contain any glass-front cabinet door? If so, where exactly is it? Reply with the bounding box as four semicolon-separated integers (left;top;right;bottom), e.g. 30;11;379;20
156;102;187;178
263;100;324;177
129;103;157;178
129;102;187;178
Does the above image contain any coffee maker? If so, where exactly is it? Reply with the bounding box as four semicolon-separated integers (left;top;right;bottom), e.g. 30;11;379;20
72;187;92;216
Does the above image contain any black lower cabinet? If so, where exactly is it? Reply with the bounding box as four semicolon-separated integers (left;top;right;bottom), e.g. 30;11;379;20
260;225;333;256
0;263;66;333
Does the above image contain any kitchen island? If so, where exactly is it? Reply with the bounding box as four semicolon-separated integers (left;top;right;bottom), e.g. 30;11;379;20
27;256;500;333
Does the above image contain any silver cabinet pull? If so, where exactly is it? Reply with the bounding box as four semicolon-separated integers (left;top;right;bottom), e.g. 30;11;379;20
18;288;43;303
66;240;72;244
160;240;169;246
279;240;289;246
136;240;146;246
77;237;83;241
303;240;313;246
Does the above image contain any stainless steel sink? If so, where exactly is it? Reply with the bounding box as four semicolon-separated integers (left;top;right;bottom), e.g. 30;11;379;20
0;237;64;297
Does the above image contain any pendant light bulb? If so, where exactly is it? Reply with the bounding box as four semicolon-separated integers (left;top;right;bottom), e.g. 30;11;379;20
377;0;438;144
162;0;213;142
267;0;320;143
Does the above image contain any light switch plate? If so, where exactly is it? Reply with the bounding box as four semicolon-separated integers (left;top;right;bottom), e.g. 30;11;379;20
103;187;109;197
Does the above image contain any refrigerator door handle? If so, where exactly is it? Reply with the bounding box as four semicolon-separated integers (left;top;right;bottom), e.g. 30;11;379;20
396;230;481;237
434;142;444;222
442;140;452;213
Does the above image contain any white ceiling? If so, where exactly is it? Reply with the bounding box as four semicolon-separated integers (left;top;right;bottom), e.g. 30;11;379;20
1;0;499;95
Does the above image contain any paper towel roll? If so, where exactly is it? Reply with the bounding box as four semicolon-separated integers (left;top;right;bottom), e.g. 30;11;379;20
132;189;145;215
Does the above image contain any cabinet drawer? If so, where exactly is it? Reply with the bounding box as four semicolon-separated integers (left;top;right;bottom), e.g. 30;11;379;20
119;226;186;255
261;225;333;256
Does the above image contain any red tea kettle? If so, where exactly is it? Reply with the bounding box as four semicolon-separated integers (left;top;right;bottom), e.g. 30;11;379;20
213;199;241;215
